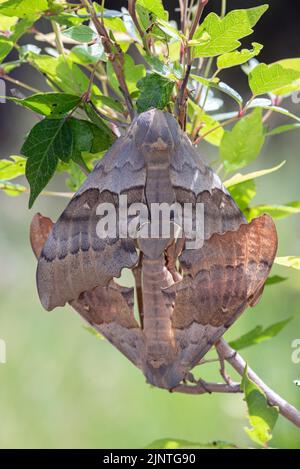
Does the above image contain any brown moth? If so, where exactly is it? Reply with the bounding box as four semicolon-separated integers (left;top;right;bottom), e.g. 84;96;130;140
30;109;278;390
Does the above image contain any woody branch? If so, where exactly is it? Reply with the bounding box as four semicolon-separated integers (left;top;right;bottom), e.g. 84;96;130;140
174;338;300;430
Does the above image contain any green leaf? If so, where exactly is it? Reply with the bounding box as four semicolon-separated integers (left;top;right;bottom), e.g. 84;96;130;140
69;43;106;65
228;179;256;212
272;58;300;95
249;63;300;95
243;370;279;446
0;0;48;17
29;54;101;97
275;256;300;270
265;275;287;286
246;201;300;220
0;11;17;31
0;179;27;196
156;18;183;40
191;75;243;107
136;0;168;22
9;93;81;117
50;12;85;27
146;439;237;449
65;160;86;191
0;38;13;63
217;43;263;69
68;118;94;167
0;155;26;180
9;16;35;43
68;117;114;167
266;123;300;137
84;103;116;147
62;25;97;43
103;16;127;34
192;6;268;58
136;73;174;113
107;54;145;96
21;118;72;207
220;108;265;172
223;161;286;188
229;318;291;351
93;95;124;113
248;98;300;122
187;100;224;146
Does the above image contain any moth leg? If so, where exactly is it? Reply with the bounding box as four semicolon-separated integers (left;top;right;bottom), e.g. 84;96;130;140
184;371;197;384
132;251;144;327
165;239;184;282
215;340;233;385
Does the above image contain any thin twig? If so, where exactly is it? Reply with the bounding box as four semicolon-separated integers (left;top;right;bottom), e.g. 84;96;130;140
1;75;41;94
173;379;241;395
128;0;149;52
193;115;238;145
216;338;300;429
175;0;209;129
81;0;134;120
221;0;227;18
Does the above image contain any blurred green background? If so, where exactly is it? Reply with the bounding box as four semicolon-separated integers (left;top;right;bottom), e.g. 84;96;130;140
0;0;300;449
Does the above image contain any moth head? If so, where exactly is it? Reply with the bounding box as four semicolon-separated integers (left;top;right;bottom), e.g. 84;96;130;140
133;108;181;151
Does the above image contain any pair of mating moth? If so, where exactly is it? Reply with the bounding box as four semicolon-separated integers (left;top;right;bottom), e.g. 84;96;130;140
30;109;278;390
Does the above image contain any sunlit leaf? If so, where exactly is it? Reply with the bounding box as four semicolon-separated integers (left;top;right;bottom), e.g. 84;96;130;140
243;371;278;447
0;0;48;17
9;92;81;117
246;202;300;220
228;179;256;212
249;63;300;95
136;0;168;23
0;155;26;180
273;58;300;95
217;43;263;69
188;101;224;146
220;108;265;172
192;6;268;58
223;161;286;188
275;257;300;270
29;54;101;97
